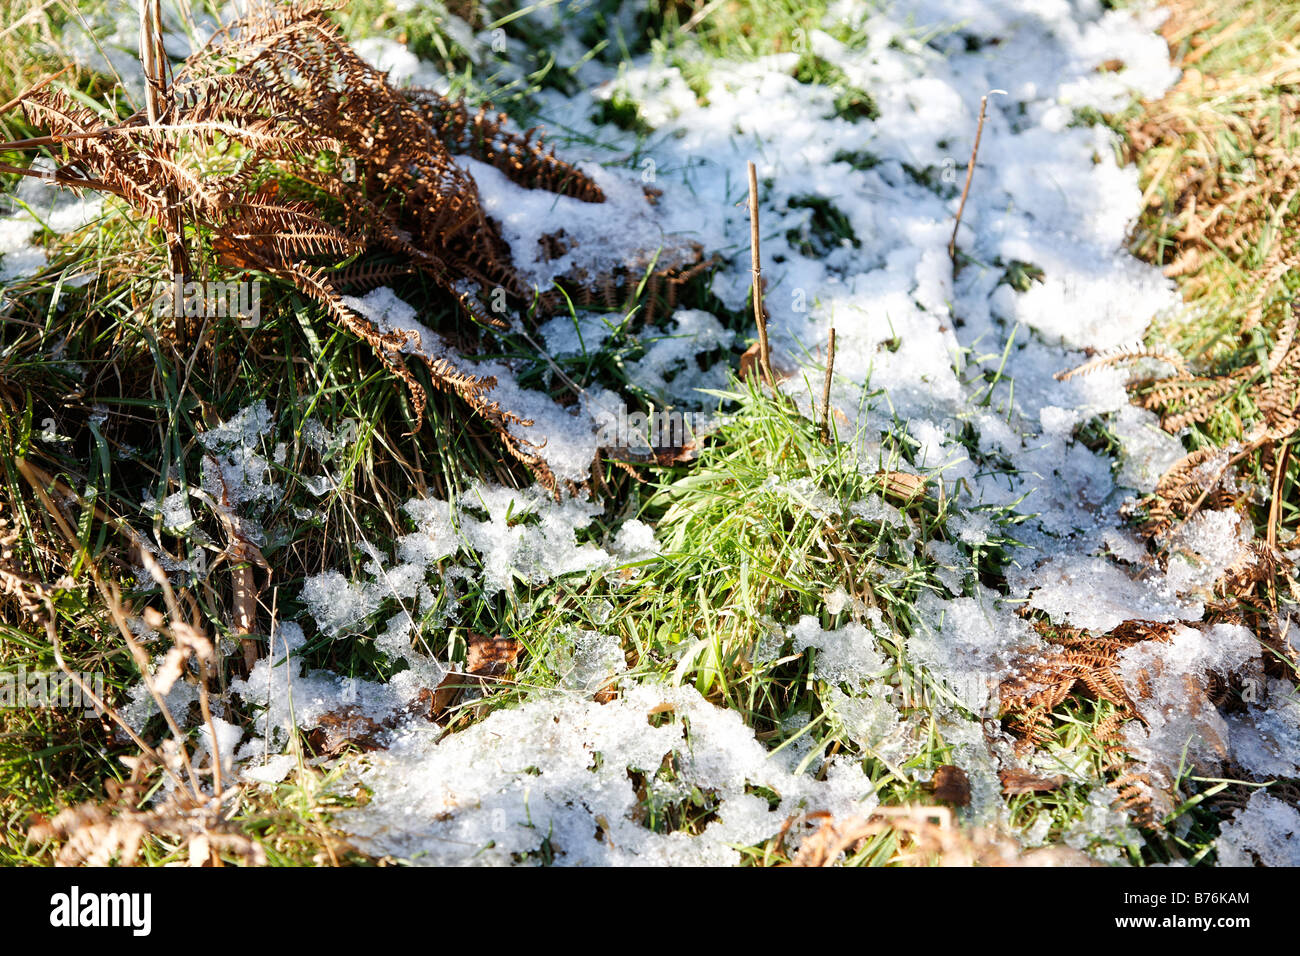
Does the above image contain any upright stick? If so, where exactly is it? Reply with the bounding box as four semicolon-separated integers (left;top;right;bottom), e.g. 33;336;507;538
820;326;836;441
948;89;1005;262
747;161;773;388
139;0;190;336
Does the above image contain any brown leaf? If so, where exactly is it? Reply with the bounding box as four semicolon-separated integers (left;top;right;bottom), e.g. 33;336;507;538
998;769;1067;795
738;342;791;383
930;765;971;806
398;686;442;723
419;633;522;723
878;471;928;503
307;707;384;755
465;630;520;677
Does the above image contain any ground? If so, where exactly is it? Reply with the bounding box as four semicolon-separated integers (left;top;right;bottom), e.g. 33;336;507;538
0;0;1298;867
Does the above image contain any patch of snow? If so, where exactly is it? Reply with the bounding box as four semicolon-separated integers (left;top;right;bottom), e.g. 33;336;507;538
343;683;877;865
1216;791;1300;867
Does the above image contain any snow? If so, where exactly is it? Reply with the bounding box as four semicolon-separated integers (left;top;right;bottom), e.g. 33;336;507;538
1023;555;1199;634
342;683;877;865
1226;678;1300;779
538;312;615;357
342;286;616;482
54;0;1295;865
197;400;281;511
789;616;887;686
1117;623;1266;811
0;188;104;283
1215;791;1300;867
626;310;737;405
241;754;297;787
196;716;243;781
353;36;445;90
457;155;717;293
551;629;627;694
911;588;1042;717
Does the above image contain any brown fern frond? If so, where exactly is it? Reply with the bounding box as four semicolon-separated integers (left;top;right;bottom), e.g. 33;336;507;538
1056;344;1190;382
5;0;710;490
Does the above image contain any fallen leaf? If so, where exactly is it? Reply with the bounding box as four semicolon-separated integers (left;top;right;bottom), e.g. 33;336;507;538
307;707;384;755
878;471;928;502
422;633;523;723
999;769;1067;795
930;764;971;806
465;631;520;678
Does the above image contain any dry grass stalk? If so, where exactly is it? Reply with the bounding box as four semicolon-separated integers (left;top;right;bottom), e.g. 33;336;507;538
820;326;836;441
7;457;264;864
948;89;1005;262
747;160;774;389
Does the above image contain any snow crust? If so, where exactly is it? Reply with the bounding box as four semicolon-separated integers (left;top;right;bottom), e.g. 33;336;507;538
80;0;1297;865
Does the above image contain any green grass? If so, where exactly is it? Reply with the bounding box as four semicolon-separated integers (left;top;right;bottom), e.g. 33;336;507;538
0;0;1271;867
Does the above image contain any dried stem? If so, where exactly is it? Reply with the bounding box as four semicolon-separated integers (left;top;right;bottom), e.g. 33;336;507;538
821;326;836;441
138;0;190;333
747;160;774;389
14;458;200;794
1268;439;1290;549
948;89;1005;262
0;64;73;117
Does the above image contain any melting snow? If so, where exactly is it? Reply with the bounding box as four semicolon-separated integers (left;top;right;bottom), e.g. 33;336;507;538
116;0;1291;865
342;683;877;865
1215;791;1300;867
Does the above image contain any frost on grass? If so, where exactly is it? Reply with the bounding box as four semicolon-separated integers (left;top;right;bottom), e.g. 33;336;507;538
299;482;620;655
177;0;1291;863
342;684;876;865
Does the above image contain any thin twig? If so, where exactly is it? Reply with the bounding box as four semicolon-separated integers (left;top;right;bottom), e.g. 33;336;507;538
1268;439;1290;549
139;0;190;338
15;458;200;795
747;160;773;389
948;89;1005;262
821;326;836;441
0;64;73;118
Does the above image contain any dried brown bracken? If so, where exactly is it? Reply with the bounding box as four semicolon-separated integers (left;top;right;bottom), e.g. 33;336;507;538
29;751;266;867
999;617;1191;827
1;0;709;491
1126;1;1300;299
1000;618;1176;750
784;806;1094;867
